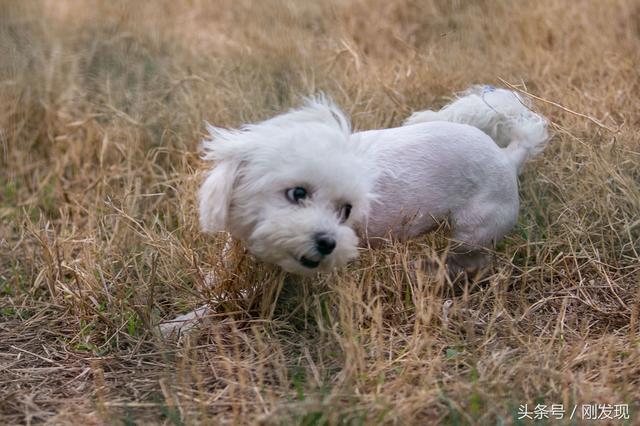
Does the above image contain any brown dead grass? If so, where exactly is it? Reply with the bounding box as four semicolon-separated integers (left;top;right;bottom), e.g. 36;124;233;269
1;0;639;424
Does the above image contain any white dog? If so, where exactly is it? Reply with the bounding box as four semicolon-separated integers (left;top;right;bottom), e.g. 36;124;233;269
198;86;549;275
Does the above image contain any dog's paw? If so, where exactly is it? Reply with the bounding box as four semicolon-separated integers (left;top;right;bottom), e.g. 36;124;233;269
158;304;214;340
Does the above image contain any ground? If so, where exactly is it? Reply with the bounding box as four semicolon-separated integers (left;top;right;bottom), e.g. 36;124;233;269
1;0;639;424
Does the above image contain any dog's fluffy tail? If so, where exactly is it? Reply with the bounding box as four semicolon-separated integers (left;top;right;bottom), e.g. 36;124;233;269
404;85;550;174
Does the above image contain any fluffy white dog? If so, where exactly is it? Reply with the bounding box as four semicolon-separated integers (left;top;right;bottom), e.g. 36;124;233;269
199;86;549;275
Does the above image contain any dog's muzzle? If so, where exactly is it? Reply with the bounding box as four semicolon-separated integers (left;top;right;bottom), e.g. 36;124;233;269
299;255;321;268
298;232;337;269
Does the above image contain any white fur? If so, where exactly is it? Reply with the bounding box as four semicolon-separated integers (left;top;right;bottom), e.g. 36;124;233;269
199;96;378;274
199;87;550;274
405;85;549;174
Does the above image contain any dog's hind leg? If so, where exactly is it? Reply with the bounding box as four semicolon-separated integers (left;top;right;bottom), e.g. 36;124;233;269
446;241;492;278
447;198;518;277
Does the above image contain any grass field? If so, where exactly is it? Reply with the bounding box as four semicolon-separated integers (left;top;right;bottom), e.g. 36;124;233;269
1;0;639;424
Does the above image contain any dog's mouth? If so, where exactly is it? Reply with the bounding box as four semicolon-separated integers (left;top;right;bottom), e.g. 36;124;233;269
299;255;321;269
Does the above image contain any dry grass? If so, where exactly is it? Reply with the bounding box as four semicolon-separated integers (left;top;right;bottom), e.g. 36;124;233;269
1;0;639;424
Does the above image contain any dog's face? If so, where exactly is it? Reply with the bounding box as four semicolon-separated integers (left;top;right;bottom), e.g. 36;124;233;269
199;98;376;274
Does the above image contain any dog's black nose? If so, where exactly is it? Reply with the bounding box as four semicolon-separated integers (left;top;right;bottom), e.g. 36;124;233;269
314;233;336;255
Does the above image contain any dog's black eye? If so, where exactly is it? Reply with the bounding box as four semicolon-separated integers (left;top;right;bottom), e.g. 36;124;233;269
340;203;352;222
286;187;308;204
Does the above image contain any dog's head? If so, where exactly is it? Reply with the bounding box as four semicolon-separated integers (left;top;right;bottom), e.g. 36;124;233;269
199;97;377;274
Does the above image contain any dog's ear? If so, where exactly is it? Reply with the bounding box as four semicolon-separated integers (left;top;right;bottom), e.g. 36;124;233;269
199;159;240;233
198;123;246;233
